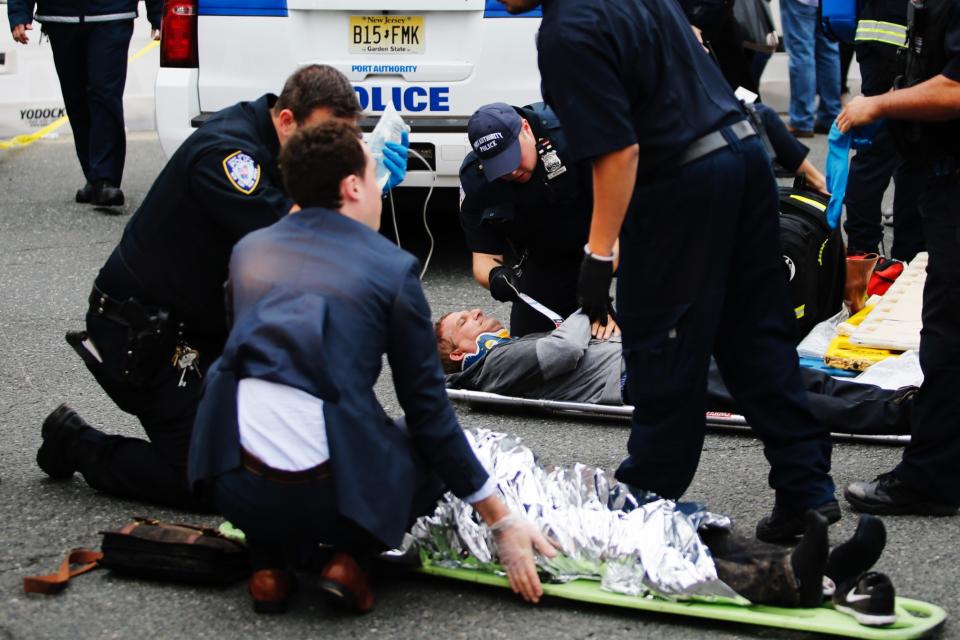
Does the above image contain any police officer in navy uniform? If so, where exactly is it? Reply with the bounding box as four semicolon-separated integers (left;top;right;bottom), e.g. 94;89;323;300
837;0;960;517
34;65;409;511
497;0;838;541
459;102;618;337
8;0;162;206
843;0;926;262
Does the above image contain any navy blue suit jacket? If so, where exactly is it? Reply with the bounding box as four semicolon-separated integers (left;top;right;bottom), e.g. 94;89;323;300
188;207;489;547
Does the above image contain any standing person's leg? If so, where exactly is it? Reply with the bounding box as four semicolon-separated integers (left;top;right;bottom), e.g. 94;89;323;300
814;25;842;130
613;148;745;499
843;125;898;254
44;23;93;187
843;54;898;255
780;0;818;133
885;177;960;511
889;159;928;262
710;137;836;535
84;20;133;190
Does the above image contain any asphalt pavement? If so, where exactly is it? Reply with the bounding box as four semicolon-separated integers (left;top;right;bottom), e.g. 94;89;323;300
0;131;952;640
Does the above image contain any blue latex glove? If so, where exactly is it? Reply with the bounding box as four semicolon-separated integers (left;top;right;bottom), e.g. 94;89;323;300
382;130;409;193
825;120;885;229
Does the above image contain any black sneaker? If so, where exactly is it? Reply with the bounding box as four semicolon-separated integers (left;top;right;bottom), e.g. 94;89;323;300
845;471;959;516
756;500;841;542
833;571;897;627
36;403;92;480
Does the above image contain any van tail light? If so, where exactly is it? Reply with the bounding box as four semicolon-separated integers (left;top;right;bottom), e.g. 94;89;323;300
160;0;198;68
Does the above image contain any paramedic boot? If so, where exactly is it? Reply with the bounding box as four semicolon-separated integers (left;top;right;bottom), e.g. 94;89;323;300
36;403;95;480
844;252;879;314
75;182;94;204
92;181;125;207
756;500;841;542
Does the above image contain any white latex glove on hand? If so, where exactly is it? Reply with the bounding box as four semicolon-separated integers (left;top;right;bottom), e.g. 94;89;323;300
490;514;557;603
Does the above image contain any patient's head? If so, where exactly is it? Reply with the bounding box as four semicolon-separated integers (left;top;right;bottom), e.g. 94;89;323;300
434;308;505;374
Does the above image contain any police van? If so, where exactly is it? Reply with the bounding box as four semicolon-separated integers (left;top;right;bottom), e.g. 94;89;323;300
155;0;543;187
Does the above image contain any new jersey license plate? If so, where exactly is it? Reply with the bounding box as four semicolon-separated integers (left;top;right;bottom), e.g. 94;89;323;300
349;15;424;55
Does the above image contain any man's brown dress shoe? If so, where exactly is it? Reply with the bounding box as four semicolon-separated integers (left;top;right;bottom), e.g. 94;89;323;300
249;568;296;614
319;552;375;613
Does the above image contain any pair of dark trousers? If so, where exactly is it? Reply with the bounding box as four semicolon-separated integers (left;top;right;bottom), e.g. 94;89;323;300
45;20;133;187
69;310;220;511
707;361;913;436
843;45;926;262
895;176;960;506
614;133;836;510
212;462;445;565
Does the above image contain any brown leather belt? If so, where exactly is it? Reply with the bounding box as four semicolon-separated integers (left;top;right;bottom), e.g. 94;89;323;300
241;449;332;484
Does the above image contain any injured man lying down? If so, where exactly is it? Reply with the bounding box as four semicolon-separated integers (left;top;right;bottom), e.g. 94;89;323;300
435;309;915;436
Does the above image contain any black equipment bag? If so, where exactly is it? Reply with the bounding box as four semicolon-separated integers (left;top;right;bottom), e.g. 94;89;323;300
778;178;846;340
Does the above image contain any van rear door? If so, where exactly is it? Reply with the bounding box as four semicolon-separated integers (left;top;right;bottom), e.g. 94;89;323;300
195;0;542;185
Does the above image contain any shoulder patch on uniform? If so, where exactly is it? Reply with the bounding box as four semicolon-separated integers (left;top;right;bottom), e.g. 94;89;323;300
222;151;261;195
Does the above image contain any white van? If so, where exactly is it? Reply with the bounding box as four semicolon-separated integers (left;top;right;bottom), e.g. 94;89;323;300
155;0;543;187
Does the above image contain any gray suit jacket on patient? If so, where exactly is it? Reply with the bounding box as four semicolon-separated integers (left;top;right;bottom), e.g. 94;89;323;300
447;312;624;405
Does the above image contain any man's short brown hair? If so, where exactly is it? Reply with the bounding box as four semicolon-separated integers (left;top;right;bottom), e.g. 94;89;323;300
434;312;460;375
279;121;365;210
276;64;361;123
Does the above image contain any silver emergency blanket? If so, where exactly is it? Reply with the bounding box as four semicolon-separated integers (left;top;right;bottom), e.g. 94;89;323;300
408;429;743;601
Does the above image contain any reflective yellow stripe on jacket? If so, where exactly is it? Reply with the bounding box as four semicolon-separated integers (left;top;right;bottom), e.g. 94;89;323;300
855;20;908;47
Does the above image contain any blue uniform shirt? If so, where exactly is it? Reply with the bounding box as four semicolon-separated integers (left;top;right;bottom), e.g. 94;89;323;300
96;94;292;336
459;103;592;266
536;0;745;176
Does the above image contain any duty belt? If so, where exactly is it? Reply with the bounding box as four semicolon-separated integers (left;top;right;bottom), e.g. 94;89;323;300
35;12;137;22
89;286;172;330
855;20;908;48
670;119;757;170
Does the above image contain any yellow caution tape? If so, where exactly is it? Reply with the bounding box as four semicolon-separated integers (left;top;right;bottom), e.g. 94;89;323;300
0;39;159;151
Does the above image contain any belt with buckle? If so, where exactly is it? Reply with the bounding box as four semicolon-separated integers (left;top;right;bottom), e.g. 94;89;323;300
241;449;332;484
670;119;757;170
88;286;134;327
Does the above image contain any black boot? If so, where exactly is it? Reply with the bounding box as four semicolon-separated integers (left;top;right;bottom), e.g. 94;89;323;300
757;500;841;542
75;182;94;204
37;403;95;480
790;510;830;607
93;181;125;207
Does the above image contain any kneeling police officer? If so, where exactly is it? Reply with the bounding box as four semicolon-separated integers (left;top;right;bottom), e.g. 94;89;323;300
35;64;409;511
460;102;618;338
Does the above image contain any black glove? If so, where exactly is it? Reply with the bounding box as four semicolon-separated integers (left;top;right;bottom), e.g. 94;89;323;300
488;265;520;303
578;251;614;324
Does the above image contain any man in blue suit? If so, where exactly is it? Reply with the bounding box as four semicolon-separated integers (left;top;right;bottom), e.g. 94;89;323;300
189;122;556;615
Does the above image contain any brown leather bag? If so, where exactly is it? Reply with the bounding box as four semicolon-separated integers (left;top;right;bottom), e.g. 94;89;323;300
23;517;250;594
